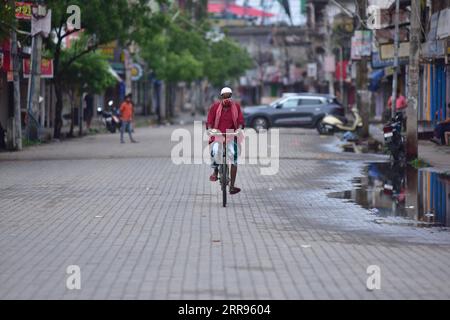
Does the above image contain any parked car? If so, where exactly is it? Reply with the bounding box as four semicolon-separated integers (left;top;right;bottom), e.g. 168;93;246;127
243;93;345;131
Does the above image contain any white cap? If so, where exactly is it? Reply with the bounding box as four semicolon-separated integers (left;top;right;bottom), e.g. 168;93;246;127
220;87;232;96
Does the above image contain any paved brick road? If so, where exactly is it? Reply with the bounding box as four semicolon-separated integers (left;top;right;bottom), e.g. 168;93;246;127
0;125;449;299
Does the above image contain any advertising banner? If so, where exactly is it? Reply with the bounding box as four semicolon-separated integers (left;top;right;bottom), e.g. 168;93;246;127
23;58;54;79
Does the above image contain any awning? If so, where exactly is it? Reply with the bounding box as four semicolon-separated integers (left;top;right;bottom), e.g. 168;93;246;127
108;66;123;82
208;4;274;18
422;10;448;59
369;69;385;92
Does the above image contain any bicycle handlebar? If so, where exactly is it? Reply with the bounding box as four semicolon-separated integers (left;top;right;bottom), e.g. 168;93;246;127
208;131;240;136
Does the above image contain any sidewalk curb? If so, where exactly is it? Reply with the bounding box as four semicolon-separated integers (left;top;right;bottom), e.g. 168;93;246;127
369;124;450;173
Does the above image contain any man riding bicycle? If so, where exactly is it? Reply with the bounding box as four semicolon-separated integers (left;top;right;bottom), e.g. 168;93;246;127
206;87;244;195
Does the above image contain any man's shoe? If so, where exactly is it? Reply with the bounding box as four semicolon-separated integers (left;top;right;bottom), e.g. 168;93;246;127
131;140;139;143
120;140;125;144
230;187;241;195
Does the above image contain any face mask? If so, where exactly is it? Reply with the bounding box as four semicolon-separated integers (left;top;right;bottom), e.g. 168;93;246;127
222;98;232;107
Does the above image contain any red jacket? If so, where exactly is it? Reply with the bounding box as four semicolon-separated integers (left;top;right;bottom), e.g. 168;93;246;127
206;100;244;130
206;99;245;144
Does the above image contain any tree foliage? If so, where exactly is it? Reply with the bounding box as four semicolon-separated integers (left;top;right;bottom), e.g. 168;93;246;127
0;1;15;41
140;18;207;83
43;0;163;138
45;0;158;47
205;38;254;87
60;36;116;94
140;12;253;86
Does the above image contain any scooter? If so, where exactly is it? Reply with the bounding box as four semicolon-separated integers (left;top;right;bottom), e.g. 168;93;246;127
383;111;405;163
317;107;363;135
98;100;121;133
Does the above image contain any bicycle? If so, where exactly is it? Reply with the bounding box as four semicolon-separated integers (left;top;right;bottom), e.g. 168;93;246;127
209;130;240;208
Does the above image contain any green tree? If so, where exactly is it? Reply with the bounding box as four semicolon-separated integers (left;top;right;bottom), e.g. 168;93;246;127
140;17;207;83
140;13;253;117
44;0;162;138
0;1;15;41
60;37;116;94
59;36;116;136
140;13;253;87
205;38;254;87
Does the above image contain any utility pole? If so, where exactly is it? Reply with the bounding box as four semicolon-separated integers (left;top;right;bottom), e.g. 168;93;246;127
79;89;83;136
406;0;420;160
356;0;369;138
30;34;43;138
326;14;335;96
28;2;47;140
10;26;22;150
339;45;345;105
391;0;400;119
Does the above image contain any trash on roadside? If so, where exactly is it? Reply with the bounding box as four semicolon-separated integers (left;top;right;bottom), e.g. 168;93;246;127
342;131;359;142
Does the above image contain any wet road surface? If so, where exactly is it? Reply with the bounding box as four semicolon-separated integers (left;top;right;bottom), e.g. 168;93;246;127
0;126;449;299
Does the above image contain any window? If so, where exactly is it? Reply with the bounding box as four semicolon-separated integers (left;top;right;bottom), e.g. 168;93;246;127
299;99;323;106
282;98;300;108
328;98;341;105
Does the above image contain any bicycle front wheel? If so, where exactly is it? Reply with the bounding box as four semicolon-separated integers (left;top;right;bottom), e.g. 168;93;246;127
222;164;227;207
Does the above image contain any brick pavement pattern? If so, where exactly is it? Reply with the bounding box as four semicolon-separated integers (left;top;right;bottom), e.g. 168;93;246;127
0;126;449;299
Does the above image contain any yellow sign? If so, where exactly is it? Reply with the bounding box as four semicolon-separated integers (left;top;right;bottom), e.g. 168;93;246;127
97;41;117;61
380;42;410;60
130;63;143;81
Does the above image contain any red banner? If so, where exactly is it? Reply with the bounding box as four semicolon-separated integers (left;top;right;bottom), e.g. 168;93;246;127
15;2;32;20
23;58;54;79
335;61;349;81
0;39;12;73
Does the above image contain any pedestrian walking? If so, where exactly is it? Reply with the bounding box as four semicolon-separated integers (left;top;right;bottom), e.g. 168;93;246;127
84;93;94;130
120;93;138;144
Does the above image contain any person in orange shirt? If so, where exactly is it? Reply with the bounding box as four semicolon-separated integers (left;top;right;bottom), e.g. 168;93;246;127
120;94;138;143
387;89;408;111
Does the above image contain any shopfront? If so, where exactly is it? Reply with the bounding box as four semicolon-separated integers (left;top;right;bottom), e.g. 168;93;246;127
419;8;449;125
0;38;12;149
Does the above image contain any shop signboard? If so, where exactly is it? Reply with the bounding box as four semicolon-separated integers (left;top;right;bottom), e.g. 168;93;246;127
379;42;410;60
351;30;372;60
437;8;450;40
23;58;54;79
372;39;408;68
15;2;32;20
422;11;447;59
0;39;11;73
130;63;143;81
307;63;317;79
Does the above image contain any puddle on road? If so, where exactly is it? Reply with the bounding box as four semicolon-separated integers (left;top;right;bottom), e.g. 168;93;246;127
340;140;383;154
328;162;450;228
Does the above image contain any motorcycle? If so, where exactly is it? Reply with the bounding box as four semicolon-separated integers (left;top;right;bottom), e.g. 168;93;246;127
98;100;121;133
317;107;363;135
383;111;405;163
